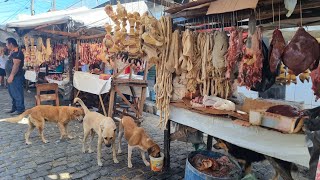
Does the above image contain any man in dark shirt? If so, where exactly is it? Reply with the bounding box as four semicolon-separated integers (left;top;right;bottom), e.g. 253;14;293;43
5;38;25;115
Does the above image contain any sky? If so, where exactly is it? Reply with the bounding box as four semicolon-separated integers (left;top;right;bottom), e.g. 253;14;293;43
0;0;108;25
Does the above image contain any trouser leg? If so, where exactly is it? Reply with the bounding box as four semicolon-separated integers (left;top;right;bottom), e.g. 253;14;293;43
8;82;16;111
11;76;25;112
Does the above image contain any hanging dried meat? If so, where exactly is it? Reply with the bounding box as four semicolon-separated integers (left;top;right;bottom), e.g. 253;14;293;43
238;27;263;89
282;27;320;75
200;33;214;96
79;43;103;65
154;16;173;129
53;44;68;61
225;27;242;80
251;41;277;92
269;29;285;74
211;31;231;99
311;66;320;100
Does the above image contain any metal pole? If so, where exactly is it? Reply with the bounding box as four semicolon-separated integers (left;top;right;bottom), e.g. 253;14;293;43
31;0;34;15
52;0;56;11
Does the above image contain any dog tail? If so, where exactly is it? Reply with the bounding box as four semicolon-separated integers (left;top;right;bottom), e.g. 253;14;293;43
74;97;89;115
2;109;32;123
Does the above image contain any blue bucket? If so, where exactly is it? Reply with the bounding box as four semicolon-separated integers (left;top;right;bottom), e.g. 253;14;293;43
185;150;242;180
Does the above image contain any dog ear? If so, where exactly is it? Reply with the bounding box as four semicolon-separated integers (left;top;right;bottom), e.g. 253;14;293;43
147;146;153;155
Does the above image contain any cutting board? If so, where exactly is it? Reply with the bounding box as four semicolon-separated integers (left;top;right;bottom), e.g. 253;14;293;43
249;110;304;133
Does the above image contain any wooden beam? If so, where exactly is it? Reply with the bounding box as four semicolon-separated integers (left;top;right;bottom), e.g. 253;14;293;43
171;7;209;18
165;0;216;14
37;29;79;37
78;33;105;40
75;39;80;71
171;0;320;22
145;0;177;7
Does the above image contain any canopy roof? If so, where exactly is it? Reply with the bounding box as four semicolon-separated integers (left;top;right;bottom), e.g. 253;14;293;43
6;1;149;37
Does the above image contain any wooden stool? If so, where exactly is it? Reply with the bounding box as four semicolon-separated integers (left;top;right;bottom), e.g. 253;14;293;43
35;83;59;106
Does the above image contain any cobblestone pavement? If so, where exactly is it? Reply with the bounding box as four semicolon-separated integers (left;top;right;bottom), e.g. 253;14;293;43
0;87;308;179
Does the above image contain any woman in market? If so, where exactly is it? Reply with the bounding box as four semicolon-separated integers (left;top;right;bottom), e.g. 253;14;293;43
0;47;9;87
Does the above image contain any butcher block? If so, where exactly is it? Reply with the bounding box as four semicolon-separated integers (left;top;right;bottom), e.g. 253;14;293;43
249;110;304;133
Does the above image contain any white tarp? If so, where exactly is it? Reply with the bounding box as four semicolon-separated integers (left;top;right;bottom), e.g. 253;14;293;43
24;70;37;82
73;71;149;97
167;106;310;167
0;29;19;43
6;1;149;30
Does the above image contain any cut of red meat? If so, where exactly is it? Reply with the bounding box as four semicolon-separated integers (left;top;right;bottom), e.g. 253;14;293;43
282;27;320;75
266;105;301;117
269;29;286;74
311;66;320;100
238;27;263;88
225;27;242;80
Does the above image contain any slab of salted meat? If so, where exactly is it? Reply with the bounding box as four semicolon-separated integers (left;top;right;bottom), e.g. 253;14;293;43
269;29;286;74
225;27;242;80
238;27;263;88
283;27;320;75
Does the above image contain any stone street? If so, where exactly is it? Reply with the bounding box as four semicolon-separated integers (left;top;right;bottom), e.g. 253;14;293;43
0;87;308;179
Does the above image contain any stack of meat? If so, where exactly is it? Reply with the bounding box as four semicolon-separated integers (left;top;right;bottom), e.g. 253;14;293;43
191;154;235;178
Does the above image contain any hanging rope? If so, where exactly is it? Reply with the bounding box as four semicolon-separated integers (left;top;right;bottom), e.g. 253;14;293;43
272;0;274;23
279;3;281;28
300;0;303;27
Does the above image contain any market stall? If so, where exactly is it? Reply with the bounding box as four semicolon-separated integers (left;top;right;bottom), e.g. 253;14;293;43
139;0;320;179
71;1;151;120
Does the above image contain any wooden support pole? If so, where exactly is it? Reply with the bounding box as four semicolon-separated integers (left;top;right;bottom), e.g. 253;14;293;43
115;86;140;116
108;89;116;117
99;95;107;116
164;119;171;171
75;39;80;71
207;135;213;151
138;87;147;119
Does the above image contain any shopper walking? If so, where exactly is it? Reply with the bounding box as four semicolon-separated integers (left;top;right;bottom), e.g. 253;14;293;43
5;38;25;115
0;47;8;87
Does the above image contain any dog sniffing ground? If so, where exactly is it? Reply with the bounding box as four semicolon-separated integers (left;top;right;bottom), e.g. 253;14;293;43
0;87;308;179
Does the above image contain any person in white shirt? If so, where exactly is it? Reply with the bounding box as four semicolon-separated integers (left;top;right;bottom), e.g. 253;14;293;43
0;48;8;86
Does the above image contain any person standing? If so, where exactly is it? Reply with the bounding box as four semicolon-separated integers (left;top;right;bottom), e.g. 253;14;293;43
5;38;25;115
0;47;8;87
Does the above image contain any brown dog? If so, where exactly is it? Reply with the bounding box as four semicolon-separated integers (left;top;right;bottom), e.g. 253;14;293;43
6;105;84;145
118;116;161;168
